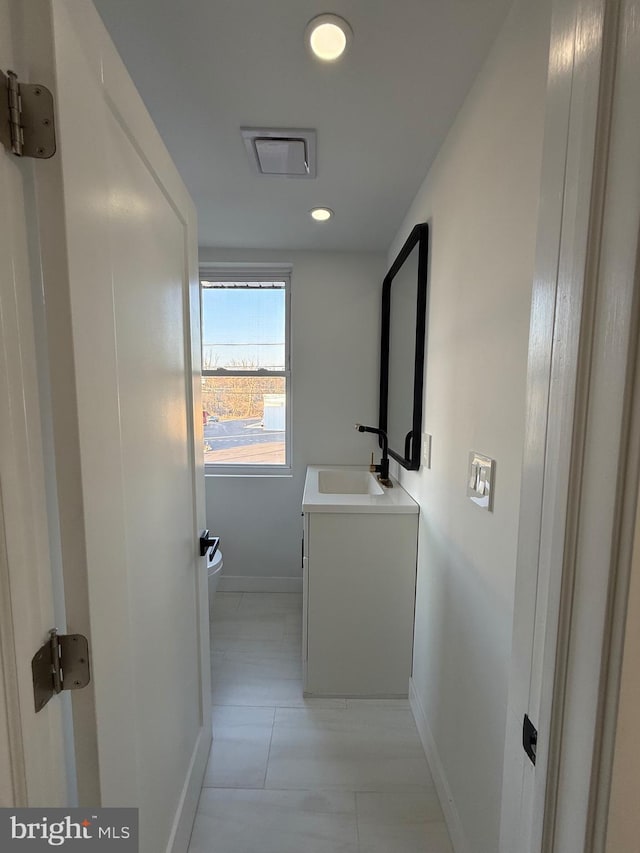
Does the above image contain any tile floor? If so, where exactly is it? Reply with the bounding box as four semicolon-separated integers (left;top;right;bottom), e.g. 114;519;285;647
188;592;453;853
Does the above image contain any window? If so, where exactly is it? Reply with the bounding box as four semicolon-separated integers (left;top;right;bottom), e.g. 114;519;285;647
201;270;291;474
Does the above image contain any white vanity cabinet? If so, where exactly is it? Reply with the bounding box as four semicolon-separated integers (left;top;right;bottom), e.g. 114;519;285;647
302;466;419;697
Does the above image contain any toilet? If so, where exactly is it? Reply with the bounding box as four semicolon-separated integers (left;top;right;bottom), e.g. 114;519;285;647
208;545;224;612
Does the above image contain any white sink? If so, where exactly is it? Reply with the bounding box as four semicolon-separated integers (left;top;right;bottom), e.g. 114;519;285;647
318;469;384;496
302;466;418;514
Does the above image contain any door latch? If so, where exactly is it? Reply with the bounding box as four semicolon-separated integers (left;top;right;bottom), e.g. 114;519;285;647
522;714;538;765
199;530;220;560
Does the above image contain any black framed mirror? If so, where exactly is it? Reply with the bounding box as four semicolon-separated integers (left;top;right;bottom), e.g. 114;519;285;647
379;222;429;470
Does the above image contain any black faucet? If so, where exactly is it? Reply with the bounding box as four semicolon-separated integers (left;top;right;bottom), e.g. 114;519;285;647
355;424;393;487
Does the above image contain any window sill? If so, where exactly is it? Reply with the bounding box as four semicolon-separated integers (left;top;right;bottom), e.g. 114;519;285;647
205;467;293;479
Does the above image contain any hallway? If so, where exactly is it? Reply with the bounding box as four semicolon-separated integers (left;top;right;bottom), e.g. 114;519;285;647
187;592;453;852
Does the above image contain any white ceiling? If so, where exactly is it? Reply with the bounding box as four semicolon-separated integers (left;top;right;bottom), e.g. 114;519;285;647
93;0;512;252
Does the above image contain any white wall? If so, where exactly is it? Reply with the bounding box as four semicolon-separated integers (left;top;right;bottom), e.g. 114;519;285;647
199;248;385;587
388;0;550;850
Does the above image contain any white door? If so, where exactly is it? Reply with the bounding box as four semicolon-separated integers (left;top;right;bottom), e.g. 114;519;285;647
0;0;69;808
500;0;640;849
2;2;210;852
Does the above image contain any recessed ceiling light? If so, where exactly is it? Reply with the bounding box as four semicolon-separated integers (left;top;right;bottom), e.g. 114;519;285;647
310;207;333;221
305;14;353;62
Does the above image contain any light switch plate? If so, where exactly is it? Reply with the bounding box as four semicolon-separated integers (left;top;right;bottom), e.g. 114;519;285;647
467;451;495;510
423;433;432;468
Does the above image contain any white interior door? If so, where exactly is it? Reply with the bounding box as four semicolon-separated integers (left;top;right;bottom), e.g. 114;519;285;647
13;2;210;851
0;0;69;808
500;0;640;849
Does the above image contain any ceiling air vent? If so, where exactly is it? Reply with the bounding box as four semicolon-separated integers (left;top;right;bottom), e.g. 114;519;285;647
241;128;317;178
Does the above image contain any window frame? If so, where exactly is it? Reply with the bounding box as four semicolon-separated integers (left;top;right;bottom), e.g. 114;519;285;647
200;265;292;477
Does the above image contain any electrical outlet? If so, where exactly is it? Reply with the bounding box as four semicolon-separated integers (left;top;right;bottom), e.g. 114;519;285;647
423;433;432;468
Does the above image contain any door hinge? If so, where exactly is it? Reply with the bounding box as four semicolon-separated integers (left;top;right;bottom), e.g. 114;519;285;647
0;69;56;159
31;629;90;713
523;714;538;766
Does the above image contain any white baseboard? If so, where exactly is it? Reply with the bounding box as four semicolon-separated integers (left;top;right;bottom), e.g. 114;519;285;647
167;724;212;853
409;678;469;853
218;575;303;593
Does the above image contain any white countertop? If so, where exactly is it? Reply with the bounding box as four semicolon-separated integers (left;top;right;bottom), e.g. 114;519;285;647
302;465;419;514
